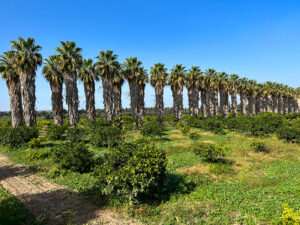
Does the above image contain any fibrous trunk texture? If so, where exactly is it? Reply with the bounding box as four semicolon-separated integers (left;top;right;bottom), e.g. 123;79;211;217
213;89;218;117
171;85;183;120
240;94;247;116
84;81;96;121
231;91;238;117
201;89;208;119
220;88;229;117
248;96;256;117
266;95;272;112
128;78;140;129
113;81;122;118
155;84;164;122
288;98;293;114
50;82;63;125
272;96;278;113
64;72;79;126
207;89;214;118
294;97;299;113
139;83;145;126
283;97;288;114
7;78;23;127
278;97;283;115
20;72;36;126
102;78;114;122
255;96;261;115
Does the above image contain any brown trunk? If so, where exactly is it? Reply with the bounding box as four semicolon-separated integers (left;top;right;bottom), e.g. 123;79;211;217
102;78;114;122
7;78;23;127
139;83;145;126
231;91;238;117
128;78;139;129
283;97;288;114
255;95;261;115
50;82;63;125
220;87;228;117
201;88;208;119
84;81;96;121
155;84;164;122
19;72;36;126
113;81;122;118
213;88;218;117
172;85;183;120
294;97;299;113
207;89;214;118
240;93;247;116
248;96;256;117
192;86;200;117
288;98;293;114
64;72;79;126
272;96;278;113
187;87;193;117
266;95;272;112
278;97;283;115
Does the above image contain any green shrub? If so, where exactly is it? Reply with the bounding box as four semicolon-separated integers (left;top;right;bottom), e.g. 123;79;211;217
0;126;39;149
121;116;135;131
209;163;234;175
193;142;228;162
202;118;225;134
188;132;201;142
250;140;269;153
25;148;51;161
163;114;177;126
28;137;42;149
94;140;167;207
272;203;300;225
90;126;121;147
45;125;67;140
277;125;300;143
52;142;94;173
180;126;191;136
141;121;165;137
66;127;85;143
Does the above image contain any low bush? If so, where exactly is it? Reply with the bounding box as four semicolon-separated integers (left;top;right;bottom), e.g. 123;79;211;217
277;124;300;143
28;137;42;149
272;203;300;224
90;126;121;147
180;126;191;136
141;121;165;137
188;132;201;142
209;163;234;175
193;142;228;162
25;148;51;161
45;125;67;140
0;126;39;149
94;139;167;208
52;142;94;173
250;140;269;153
203;118;225;134
163;114;177;126
66;127;85;143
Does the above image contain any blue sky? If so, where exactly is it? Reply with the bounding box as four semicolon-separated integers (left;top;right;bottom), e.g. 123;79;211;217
0;0;300;111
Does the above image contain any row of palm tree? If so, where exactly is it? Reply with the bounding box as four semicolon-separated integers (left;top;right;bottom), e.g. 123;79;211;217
1;37;299;128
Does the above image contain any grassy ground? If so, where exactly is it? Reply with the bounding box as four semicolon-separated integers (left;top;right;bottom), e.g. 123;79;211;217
0;185;39;225
1;124;300;224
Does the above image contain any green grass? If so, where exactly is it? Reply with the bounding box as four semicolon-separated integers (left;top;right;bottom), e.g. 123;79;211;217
0;185;39;225
1;121;300;224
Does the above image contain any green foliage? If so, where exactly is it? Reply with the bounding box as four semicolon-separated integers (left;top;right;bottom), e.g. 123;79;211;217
52;142;94;173
180;125;191;136
277;122;300;143
121;116;135;131
94;140;167;207
209;163;234;175
90;125;121;147
188;132;201;142
0;126;39;149
250;140;269;153
163;114;177;126
25;148;51;161
27;137;42;149
141;121;165;137
193;142;228;162
66;127;85;143
273;204;300;225
202;118;225;134
45;125;67;140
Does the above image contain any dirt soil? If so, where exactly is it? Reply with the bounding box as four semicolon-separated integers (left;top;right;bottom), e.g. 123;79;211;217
0;155;141;225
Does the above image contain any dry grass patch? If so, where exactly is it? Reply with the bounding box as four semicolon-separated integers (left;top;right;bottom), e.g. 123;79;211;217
168;129;181;134
200;131;215;136
202;140;215;144
177;163;210;176
173;142;193;148
169;134;187;140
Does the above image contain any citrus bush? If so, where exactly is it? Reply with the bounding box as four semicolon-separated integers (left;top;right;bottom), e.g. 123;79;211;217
45;125;67;140
66;127;86;143
94;139;167;207
140;121;165;137
250;140;269;153
188;132;201;142
272;204;300;225
27;137;42;149
90;126;121;147
193;142;228;162
277;122;300;143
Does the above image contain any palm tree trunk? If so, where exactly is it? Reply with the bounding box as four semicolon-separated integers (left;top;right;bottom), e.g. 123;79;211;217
231;91;238;117
172;85;183;120
187;87;193;116
192;86;199;117
283;97;288;114
213;88;219;117
128;78;139;129
102;78;114;122
64;72;79;126
294;97;299;113
266;95;272;112
207;89;213;118
288;98;293;114
139;83;145;126
84;81;96;121
50;82;63;125
278;97;283;115
113;81;122;118
248;96;256;117
240;93;247;116
220;88;229;117
7;78;23;127
20;72;36;126
155;84;164;122
272;96;278;113
201;88;208;119
255;95;261;115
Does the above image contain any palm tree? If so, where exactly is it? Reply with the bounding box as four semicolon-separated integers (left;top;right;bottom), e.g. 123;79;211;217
186;66;201;117
237;77;249;116
255;83;265;114
264;81;273;112
123;57;143;128
42;55;64;125
137;67;148;125
0;51;23;127
112;66;123;118
217;72;229;117
199;71;208;118
95;50;119;122
10;37;42;126
169;64;186;120
228;74;239;117
246;80;257;117
150;63;168;122
205;69;218;117
56;41;82;126
295;87;300;113
78;59;98;121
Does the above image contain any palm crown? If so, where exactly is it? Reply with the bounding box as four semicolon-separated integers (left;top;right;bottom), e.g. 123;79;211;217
42;55;63;85
0;51;18;82
95;50;119;79
122;57;143;80
78;59;98;83
168;64;186;87
150;63;168;87
185;66;201;88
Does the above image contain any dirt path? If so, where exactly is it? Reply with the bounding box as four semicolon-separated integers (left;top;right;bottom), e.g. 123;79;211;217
0;155;141;225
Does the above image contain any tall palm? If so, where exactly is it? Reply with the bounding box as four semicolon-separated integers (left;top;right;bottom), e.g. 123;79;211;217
42;55;64;125
217;72;229;117
95;50;119;122
112;66;123;118
237;77;249;116
246;80;257;117
56;41;82;126
137;67;148;125
150;63;168;122
228;74;239;117
199;71;209;118
264;81;273;112
205;69;218;117
186;66;201;117
10;37;42;126
255;83;265;114
169;64;186;120
78;59;98;121
295;87;300;113
123;57;143;128
0;51;23;127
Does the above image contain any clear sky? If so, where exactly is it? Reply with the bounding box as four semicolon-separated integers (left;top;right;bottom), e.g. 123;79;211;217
0;0;300;111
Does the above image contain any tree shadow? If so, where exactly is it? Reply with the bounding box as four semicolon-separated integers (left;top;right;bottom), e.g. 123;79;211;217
0;165;32;181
